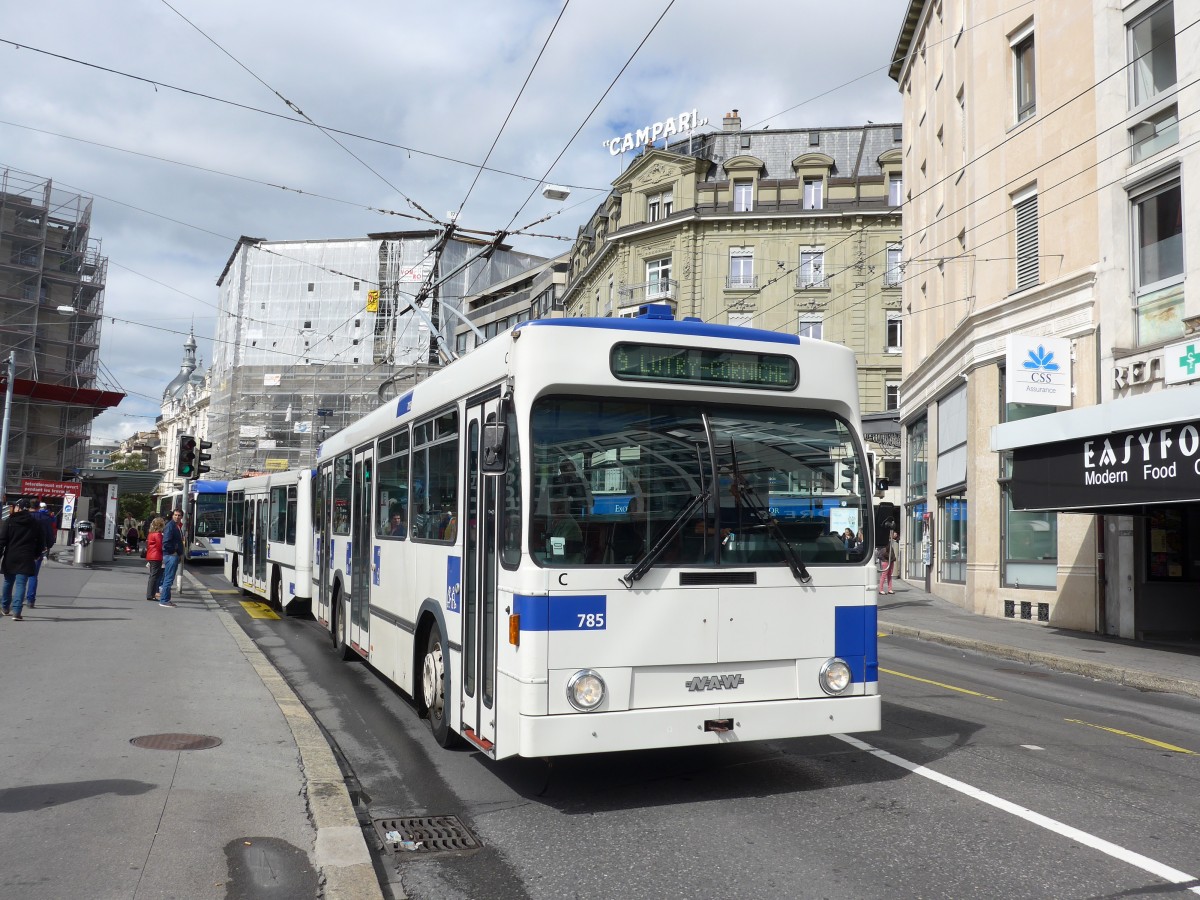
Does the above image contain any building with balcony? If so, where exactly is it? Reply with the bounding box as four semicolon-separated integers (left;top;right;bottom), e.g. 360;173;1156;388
561;113;905;485
0;168;123;496
891;0;1200;641
452;253;569;356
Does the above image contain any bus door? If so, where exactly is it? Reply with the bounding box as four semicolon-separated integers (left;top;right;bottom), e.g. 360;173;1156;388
461;396;501;749
349;448;373;655
241;497;254;590
315;464;331;626
254;497;268;592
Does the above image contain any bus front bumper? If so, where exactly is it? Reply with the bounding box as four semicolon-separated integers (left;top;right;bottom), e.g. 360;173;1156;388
516;694;880;758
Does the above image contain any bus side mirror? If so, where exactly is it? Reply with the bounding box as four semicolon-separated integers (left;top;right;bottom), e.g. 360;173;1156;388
481;422;507;474
875;478;889;493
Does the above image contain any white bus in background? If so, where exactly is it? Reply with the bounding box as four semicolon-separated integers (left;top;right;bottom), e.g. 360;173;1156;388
313;304;881;760
224;469;315;613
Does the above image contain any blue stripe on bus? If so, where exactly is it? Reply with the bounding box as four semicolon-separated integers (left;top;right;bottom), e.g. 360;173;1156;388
514;317;800;345
514;594;607;631
396;391;413;417
834;605;878;683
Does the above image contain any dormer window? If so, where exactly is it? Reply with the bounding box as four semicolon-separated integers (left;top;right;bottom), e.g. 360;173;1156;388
803;177;824;210
734;181;754;212
647;189;673;223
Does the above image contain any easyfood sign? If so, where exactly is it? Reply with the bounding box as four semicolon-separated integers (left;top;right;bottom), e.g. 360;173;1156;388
1011;417;1200;510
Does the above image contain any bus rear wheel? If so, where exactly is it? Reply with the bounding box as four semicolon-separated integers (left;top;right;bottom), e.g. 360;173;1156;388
332;589;354;661
421;628;454;747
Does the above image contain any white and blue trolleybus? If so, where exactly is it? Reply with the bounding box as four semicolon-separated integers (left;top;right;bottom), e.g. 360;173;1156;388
224;469;314;613
159;480;227;561
314;305;880;759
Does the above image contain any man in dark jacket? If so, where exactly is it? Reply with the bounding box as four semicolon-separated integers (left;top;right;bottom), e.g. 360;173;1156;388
1;498;48;620
24;501;57;608
158;507;185;608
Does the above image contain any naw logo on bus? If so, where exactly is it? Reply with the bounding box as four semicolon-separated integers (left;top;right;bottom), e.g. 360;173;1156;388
684;674;745;692
446;557;461;613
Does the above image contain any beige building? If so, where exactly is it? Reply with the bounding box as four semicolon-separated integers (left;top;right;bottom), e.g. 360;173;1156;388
892;0;1200;641
562;113;906;491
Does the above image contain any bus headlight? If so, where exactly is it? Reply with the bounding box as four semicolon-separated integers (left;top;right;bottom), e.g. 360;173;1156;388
819;658;852;695
566;669;606;711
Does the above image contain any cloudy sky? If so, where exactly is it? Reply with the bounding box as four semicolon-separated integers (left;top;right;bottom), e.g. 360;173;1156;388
1;0;906;442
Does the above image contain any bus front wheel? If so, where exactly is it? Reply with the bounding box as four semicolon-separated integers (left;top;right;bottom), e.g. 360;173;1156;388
421;628;453;746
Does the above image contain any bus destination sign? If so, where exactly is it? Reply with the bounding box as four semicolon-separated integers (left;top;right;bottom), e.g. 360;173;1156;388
611;343;798;390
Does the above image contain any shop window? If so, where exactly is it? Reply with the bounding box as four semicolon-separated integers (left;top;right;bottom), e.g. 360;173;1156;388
1146;507;1191;581
939;493;967;583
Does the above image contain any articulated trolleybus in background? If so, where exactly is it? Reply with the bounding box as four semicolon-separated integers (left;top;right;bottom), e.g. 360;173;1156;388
315;304;880;759
223;469;315;613
158;480;227;561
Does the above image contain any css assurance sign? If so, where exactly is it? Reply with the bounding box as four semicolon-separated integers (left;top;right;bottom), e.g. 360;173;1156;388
1005;334;1072;407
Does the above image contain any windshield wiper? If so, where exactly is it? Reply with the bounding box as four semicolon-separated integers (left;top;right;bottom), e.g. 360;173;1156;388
620;489;711;589
728;443;811;584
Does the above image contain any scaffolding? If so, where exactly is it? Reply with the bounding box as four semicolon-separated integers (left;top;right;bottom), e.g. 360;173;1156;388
209;231;543;477
0;168;118;493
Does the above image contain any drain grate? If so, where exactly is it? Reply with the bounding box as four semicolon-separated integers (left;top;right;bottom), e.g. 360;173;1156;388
130;733;223;751
373;815;481;856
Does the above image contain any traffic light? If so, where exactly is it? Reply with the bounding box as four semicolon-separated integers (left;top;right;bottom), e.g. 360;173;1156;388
197;439;213;476
176;434;197;478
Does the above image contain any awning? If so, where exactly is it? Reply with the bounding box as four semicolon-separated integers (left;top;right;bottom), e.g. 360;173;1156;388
10;377;124;409
994;383;1200;514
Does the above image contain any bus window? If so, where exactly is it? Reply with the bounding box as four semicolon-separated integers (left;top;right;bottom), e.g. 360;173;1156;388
412;410;458;543
286;485;297;545
377;429;409;540
500;408;521;568
333;453;352;535
270;485;287;542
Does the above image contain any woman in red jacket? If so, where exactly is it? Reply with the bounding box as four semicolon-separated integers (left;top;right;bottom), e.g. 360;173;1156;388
144;517;164;601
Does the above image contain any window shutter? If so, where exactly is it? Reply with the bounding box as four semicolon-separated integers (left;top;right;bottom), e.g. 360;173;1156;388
1014;194;1039;290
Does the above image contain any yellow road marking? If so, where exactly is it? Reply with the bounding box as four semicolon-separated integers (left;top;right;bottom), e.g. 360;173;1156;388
880;667;1006;701
210;589;242;594
239;600;280;620
878;631;888;637
1065;718;1195;754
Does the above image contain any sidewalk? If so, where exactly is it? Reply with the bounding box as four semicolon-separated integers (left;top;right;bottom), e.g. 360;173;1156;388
0;554;382;900
879;578;1200;700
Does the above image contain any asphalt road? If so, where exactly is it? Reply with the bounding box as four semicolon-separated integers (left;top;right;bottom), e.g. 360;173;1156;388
197;568;1200;900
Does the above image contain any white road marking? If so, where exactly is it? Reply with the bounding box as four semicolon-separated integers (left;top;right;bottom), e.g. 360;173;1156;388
1020;744;1044;751
835;733;1200;894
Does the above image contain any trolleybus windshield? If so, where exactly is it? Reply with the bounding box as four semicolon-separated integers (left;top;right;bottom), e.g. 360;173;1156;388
530;398;870;568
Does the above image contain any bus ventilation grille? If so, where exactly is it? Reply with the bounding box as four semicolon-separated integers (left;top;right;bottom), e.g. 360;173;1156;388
373;815;482;856
680;571;757;586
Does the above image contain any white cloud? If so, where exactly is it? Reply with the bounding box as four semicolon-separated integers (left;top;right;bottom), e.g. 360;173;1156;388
1;0;905;442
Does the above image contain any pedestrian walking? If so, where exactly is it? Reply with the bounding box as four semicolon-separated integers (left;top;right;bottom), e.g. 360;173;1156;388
125;522;140;555
144;517;165;601
877;529;899;595
158;508;185;608
0;498;48;620
24;501;57;608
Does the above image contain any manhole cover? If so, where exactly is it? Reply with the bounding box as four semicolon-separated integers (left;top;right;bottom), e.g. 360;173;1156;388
373;815;481;856
130;733;223;751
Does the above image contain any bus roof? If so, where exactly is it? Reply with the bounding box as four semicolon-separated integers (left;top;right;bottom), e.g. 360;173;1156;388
513;305;800;346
